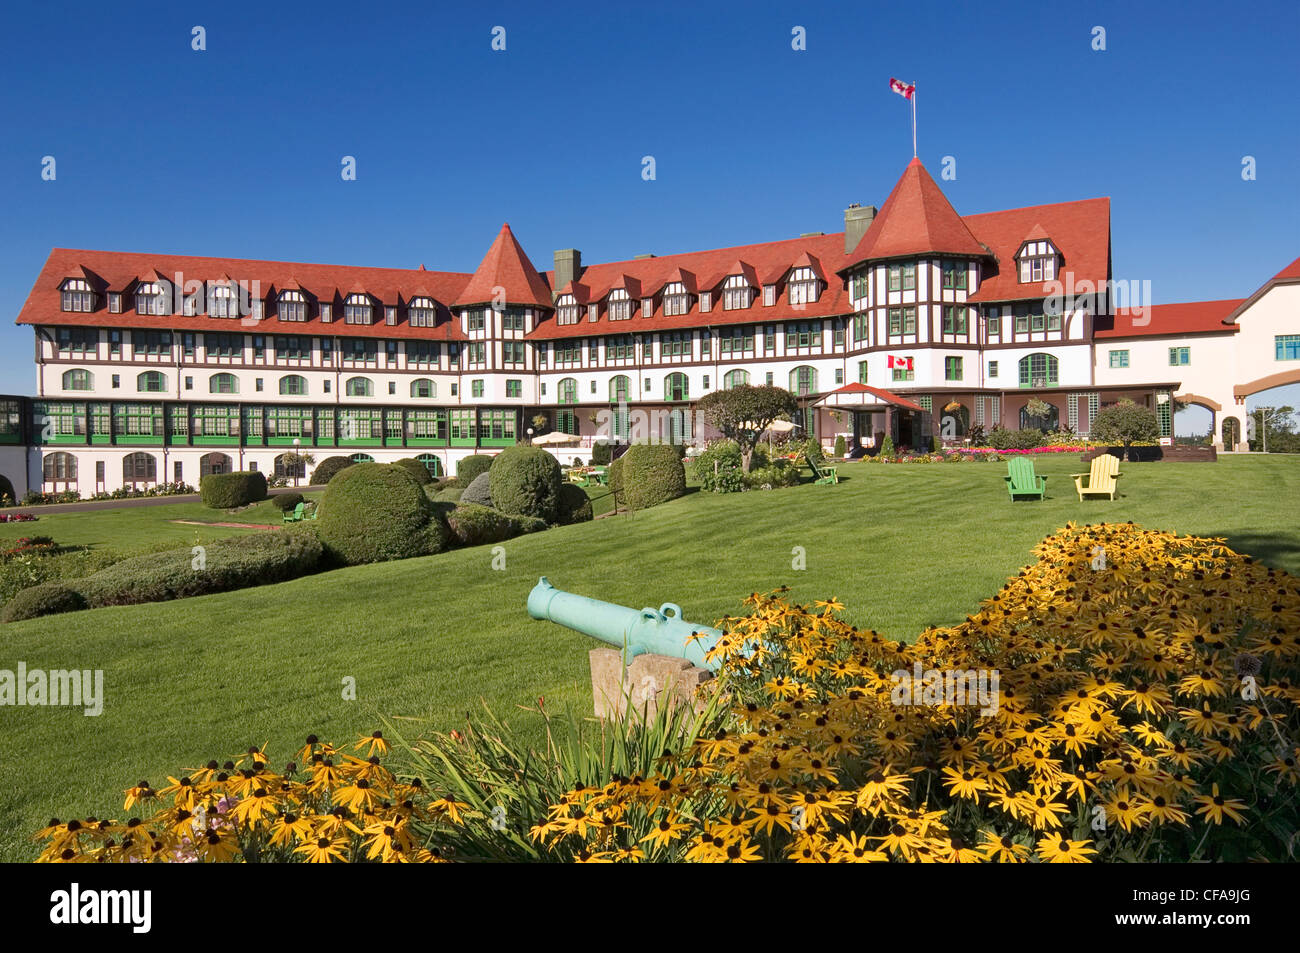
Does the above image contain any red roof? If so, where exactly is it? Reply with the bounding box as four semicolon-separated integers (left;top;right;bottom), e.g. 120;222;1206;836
819;381;925;412
1269;254;1300;283
451;223;554;309
964;198;1111;303
16;248;469;341
843;158;988;266
1094;299;1245;338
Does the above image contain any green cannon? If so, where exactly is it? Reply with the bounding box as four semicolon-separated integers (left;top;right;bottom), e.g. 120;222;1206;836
526;577;724;671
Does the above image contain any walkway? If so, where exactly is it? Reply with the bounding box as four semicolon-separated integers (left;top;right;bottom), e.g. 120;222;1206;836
0;485;322;515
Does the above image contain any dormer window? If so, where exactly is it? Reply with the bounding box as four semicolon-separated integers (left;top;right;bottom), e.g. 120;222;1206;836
1018;240;1058;283
723;275;753;311
663;282;690;316
407;296;436;327
344;293;373;324
209;283;239;318
608;289;632;321
280;289;308;322
136;281;171;316
556;294;580;326
788;267;821;305
60;278;95;312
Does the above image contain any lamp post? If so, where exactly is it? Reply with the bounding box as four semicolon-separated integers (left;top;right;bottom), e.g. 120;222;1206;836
292;437;301;488
526;427;534;446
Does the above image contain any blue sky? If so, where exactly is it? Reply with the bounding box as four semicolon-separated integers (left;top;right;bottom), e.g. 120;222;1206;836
1;0;1297;431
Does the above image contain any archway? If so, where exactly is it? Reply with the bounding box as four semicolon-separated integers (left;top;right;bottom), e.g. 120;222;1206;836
1173;393;1220;448
1222;416;1241;450
199;452;233;477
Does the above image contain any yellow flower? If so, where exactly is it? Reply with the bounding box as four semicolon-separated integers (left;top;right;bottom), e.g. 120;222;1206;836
1192;784;1248;825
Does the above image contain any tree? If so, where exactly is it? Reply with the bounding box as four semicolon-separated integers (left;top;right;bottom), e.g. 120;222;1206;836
1249;405;1298;453
1090;400;1159;460
695;385;798;472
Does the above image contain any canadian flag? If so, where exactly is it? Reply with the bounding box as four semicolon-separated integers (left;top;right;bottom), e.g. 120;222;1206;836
889;77;915;99
887;355;914;370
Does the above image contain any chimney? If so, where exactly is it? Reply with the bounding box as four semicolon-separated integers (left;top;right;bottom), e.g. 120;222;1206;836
844;204;878;253
553;248;582;298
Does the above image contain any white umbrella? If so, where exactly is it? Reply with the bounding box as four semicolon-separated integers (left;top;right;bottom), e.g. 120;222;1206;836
531;431;580;446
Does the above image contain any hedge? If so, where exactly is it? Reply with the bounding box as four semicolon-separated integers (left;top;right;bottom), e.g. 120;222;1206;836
457;454;495;484
2;582;88;623
394;458;436;486
557;483;593;525
620;444;686;511
488;446;562;523
316;463;449;565
200;471;268;509
70;529;323;612
445;504;520;547
310;456;356;485
461;472;494;507
271;493;304;512
431;485;463;504
591;442;613;466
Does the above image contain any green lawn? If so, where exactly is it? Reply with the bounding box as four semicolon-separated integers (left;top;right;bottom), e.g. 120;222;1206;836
2;455;1298;860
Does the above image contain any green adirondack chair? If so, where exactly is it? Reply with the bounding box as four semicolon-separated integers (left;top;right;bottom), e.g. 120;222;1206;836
1072;454;1122;500
282;502;305;523
304;501;319;520
1004;457;1047;500
806;455;838;486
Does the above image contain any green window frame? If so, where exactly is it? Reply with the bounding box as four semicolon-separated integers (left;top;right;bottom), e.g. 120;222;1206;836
1109;350;1130;369
279;375;307;395
138;371;167;393
133;331;171;356
556;410;578;436
944;356;963;381
116;403;165;437
609;375;631;402
209;373;239;395
558;378;578;404
942;306;968;334
723;369;750;389
63;368;93;391
1018;353;1059;387
506;379;522;398
858;361;868;384
57;327;98;353
789;365;817;397
852;274;869;300
665;372;689;402
472;379;484;398
891;367;915;382
345;377;373;397
408;410;447;440
407;341;441;364
1168;346;1190;366
887;265;902;291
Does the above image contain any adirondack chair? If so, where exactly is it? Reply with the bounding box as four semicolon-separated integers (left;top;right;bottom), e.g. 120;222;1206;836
282;502;305;523
1004;457;1047;500
805;455;838;485
1072;454;1122;500
304;501;319;521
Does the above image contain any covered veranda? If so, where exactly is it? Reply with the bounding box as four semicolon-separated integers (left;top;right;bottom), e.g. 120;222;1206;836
812;383;929;455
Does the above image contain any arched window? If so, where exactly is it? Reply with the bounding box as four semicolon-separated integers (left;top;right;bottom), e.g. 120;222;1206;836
414;453;443;478
209;373;239;395
62;368;93;391
137;371;168;393
122;452;157;485
723;369;750;389
199;452;232;477
940;401;970;438
279;375;308;396
345;377;373;397
665;372;689;402
275;453;307;480
42;451;78;488
1222;417;1241;448
1018;353;1059;388
609;375;630;403
350;453;374;463
789;365;818;397
558;378;578;405
1020;400;1059;431
410;378;436;398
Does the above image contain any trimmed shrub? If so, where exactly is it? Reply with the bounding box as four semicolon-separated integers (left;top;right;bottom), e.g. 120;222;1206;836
591;442;613;466
271;493;304;512
457;454;495;484
309;456;355;485
393;458;436;486
802;437;824;464
557;483;593;525
694;440;745;494
2;582;88;623
316;463;449;565
445;504;519;547
461;472;494;507
74;530;323;610
514;514;549;534
488;446;562;523
744;459;801;490
834;435;847;459
200;470;268;509
987;427;1045;450
608;456;624;493
621;443;687;511
431;485;463;504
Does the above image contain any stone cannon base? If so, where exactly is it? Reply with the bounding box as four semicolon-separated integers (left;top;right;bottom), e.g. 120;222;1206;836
590;649;715;721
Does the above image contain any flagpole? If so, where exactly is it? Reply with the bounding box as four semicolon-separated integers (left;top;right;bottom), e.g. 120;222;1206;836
911;87;917;158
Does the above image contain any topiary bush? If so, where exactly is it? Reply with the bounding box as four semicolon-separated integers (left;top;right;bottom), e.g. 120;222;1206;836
394;458;436;486
591;442;613;466
557;483;593;525
488;446;562;523
987;426;1045;450
200;471;268;509
431;485;463;504
445;504;520;547
72;529;324;611
1;582;88;623
834;435;847;459
316;463;450;565
461;472;494;507
621;443;687;511
309;456;355;485
271;493;304;512
457;454;495;485
693;439;745;494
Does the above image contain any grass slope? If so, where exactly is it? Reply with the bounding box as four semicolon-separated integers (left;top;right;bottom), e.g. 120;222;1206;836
2;455;1298;860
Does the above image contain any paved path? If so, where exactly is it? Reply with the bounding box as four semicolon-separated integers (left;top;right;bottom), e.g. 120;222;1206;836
0;485;323;515
169;519;277;530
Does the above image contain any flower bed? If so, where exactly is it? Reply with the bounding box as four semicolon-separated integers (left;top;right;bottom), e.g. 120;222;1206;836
0;513;38;522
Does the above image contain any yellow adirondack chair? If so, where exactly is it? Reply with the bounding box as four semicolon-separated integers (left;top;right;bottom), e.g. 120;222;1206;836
1072;454;1122;501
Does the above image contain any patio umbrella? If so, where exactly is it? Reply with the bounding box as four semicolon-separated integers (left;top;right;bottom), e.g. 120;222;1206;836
531;431;579;446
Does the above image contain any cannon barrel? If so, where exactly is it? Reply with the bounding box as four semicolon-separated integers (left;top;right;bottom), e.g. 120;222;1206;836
527;577;724;671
